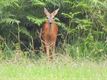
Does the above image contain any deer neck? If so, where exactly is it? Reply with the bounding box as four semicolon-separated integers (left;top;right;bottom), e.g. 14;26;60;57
47;20;55;33
48;23;52;34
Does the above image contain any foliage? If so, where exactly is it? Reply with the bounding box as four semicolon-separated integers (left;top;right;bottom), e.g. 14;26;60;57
0;0;107;60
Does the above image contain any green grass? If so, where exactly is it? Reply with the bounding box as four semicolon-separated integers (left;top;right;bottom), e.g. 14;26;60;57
0;58;107;80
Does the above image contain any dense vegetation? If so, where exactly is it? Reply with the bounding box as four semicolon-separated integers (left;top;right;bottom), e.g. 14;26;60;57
0;0;107;61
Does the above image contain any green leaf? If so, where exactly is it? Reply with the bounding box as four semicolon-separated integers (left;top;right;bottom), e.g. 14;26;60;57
31;0;45;7
20;27;31;37
0;18;20;25
27;16;45;26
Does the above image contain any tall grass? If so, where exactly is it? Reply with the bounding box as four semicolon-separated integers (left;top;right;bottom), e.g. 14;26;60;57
0;55;107;80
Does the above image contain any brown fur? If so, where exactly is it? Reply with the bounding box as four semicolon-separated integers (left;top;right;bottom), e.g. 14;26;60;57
41;21;58;60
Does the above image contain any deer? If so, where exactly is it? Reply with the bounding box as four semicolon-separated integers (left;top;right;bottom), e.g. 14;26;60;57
40;8;59;60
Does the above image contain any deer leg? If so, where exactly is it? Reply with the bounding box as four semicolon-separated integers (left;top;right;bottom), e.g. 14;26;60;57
46;45;51;60
52;43;55;57
49;47;53;60
48;41;55;60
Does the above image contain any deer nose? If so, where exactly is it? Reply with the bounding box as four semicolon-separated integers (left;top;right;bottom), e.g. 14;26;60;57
48;19;52;24
48;17;52;24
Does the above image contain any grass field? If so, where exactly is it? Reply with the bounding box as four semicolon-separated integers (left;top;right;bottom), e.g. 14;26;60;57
0;57;107;80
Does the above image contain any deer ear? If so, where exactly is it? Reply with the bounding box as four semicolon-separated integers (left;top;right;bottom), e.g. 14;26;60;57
44;8;50;17
51;8;59;17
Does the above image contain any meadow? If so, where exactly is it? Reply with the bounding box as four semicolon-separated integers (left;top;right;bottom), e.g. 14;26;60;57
0;56;107;80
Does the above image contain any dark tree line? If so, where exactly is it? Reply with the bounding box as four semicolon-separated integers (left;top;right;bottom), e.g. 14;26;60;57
0;0;107;61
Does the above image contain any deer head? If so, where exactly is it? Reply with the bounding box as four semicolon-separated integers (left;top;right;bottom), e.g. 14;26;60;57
44;8;59;24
